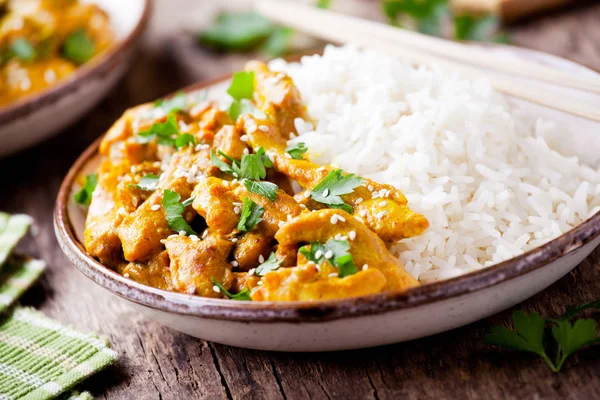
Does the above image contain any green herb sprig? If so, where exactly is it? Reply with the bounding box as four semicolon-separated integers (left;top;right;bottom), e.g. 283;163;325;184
62;29;95;65
255;252;282;276
486;300;600;372
162;190;196;236
237;198;265;232
286;142;308;160
299;239;358;277
212;278;252;300
74;174;98;206
135;174;160;191
310;169;363;213
137;114;196;149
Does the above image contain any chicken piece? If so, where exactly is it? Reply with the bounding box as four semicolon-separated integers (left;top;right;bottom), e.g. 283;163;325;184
251;263;387;302
239;115;428;242
100;104;153;158
191;177;239;236
231;272;261;293
114;161;162;212
274;209;419;293
233;230;272;271
165;232;234;297
84;159;131;268
245;61;309;138
213;125;248;161
118;251;172;291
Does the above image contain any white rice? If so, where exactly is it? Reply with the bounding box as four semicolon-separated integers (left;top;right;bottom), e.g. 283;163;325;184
269;45;600;283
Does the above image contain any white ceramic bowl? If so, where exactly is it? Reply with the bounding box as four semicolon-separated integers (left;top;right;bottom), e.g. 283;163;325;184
0;0;151;158
54;45;600;352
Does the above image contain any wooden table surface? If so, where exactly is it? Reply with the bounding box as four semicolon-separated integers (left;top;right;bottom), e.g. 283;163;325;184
2;1;600;399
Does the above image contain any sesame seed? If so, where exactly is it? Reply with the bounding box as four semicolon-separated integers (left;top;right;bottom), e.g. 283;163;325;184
258;125;269;132
257;281;263;286
248;268;256;275
195;144;203;151
233;201;242;206
355;216;364;223
317;166;326;172
124;273;130;278
376;211;386;219
160;239;166;244
348;231;356;240
231;238;238;243
179;230;187;236
359;210;367;217
240;135;248;142
258;254;265;263
380;201;387;207
243;148;249;155
314;250;323;259
356;197;363;204
328;273;339;278
324;250;333;259
247;126;257;134
202;230;208;239
337;215;346;222
151;204;160;211
323;188;329;197
132;197;138;207
287;214;292;221
299;204;307;209
212;285;221;293
190;235;200;242
234;206;240;214
368;185;374;191
231;261;239;267
362;264;369;270
278;221;285;228
330;215;338;224
168;234;178;239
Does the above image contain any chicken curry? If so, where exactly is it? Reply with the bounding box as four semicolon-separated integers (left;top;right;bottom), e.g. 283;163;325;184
80;61;430;302
0;0;113;106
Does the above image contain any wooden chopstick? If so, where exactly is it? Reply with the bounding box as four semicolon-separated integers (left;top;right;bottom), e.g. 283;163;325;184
256;1;600;94
256;0;600;122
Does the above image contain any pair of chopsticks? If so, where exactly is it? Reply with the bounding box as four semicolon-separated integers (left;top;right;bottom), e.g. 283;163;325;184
256;1;600;122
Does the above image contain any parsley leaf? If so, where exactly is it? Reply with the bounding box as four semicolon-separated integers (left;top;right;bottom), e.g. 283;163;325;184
138;114;180;146
200;12;274;51
10;38;36;62
486;303;600;372
154;92;187;114
240;147;272;181
175;133;196;149
286;142;308;160
228;71;255;101
237;198;264;232
261;27;294;57
62;29;95;65
454;14;509;43
244;180;278;202
162;190;196;236
299;239;357;277
212;278;252;301
310;169;362;213
74;173;98;206
255;252;282;276
228;99;266;121
135;174;160;191
316;0;332;8
210;150;237;175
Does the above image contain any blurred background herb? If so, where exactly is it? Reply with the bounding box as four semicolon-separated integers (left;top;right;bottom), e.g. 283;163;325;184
199;0;510;57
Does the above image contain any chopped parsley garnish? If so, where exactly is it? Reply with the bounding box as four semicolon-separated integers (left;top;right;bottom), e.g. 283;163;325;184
237;198;264;232
316;0;332;8
299;239;357;278
211;148;278;202
212;278;252;300
154;92;187;114
228;71;255;101
74;173;98;206
62;29;95;65
162;190;196;236
244;180;278;202
226;71;260;121
10;38;36;62
486;300;600;372
200;12;274;51
138;114;196;149
310;169;363;213
255;252;282;276
285;142;307;160
260;27;294;57
135;174;160;191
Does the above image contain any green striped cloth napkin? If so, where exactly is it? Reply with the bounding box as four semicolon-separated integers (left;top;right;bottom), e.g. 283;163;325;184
0;212;118;399
0;308;118;400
